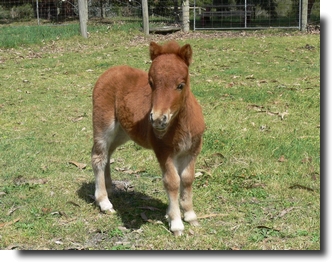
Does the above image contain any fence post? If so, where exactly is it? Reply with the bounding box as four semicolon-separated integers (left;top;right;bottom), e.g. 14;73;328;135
36;0;40;25
142;0;149;35
182;0;190;32
78;0;88;38
300;0;308;31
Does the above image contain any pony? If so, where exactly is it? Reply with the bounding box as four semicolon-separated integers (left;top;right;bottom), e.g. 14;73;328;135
91;41;205;236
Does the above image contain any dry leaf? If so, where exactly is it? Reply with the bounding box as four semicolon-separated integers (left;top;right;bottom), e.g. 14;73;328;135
71;116;84;122
13;176;47;186
277;207;295;218
278;155;287;162
140;212;148;221
42;208;53;214
266;110;279;116
69;161;87;170
7;206;20;216
256;225;280;231
195;169;212;178
259;125;270;131
118;226;130;233
245;74;255;79
247;104;288;120
54;240;63;245
301;157;312;163
41;164;48;172
112;180;133;192
188;228;195;235
6;244;21;250
247;104;265;111
245;183;266;189
203;153;224;169
310;172;319;181
59;211;68;217
149;220;163;225
226;82;234;88
0;218;20;228
66;201;80;207
278;110;289;120
123;169;145;175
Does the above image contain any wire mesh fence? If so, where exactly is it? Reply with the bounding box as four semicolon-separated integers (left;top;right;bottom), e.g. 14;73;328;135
0;1;143;23
0;1;77;23
193;0;320;30
0;0;320;30
0;1;180;28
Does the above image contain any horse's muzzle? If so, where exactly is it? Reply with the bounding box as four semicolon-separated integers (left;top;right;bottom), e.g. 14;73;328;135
149;112;169;131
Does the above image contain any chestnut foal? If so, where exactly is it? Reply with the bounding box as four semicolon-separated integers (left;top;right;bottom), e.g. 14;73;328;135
91;41;205;236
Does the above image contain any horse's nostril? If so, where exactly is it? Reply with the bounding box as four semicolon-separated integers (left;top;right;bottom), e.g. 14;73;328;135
162;115;167;122
149;113;154;123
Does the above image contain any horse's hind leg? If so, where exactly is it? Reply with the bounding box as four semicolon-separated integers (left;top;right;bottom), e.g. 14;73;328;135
91;121;129;212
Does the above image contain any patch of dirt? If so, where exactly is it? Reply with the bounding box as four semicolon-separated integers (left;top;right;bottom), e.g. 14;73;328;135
83;228;144;250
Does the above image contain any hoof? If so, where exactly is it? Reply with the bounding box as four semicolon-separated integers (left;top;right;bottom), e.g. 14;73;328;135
103;208;116;214
184;210;198;225
173;230;183;237
189;220;200;227
98;198;115;213
169;218;185;236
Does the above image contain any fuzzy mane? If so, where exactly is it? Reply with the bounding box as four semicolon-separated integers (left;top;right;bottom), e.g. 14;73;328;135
150;40;192;66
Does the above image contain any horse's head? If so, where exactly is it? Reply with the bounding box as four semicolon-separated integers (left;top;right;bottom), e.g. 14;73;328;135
148;41;192;137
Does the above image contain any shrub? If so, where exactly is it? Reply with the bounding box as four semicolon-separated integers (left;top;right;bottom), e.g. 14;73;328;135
0;5;10;19
10;4;34;20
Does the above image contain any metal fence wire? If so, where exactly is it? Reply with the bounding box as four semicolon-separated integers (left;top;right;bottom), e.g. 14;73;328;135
0;1;142;22
193;0;319;30
0;0;319;30
0;1;77;22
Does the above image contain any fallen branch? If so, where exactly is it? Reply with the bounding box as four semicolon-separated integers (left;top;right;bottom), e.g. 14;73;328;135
289;184;314;192
197;214;227;219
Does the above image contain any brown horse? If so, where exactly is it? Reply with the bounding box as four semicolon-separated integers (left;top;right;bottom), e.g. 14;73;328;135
91;41;205;236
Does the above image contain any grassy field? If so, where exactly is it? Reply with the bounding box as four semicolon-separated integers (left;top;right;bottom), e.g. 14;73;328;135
0;22;320;250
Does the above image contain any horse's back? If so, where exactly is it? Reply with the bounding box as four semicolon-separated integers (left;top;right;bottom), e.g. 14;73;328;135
94;65;148;94
93;65;152;148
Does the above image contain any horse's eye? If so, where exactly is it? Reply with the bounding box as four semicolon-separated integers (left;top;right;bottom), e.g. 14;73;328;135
177;83;185;90
149;80;154;89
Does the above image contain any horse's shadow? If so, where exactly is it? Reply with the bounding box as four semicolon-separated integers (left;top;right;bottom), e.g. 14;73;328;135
77;181;168;230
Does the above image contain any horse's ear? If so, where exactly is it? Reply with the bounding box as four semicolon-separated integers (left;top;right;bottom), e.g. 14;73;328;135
150;41;161;61
179;44;193;66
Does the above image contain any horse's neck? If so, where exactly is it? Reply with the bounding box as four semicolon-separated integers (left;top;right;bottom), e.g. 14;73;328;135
178;92;204;136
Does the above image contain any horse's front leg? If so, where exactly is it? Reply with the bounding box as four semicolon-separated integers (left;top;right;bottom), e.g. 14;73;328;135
162;158;184;236
179;156;199;227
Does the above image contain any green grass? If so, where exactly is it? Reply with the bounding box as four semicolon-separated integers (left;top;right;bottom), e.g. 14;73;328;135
0;20;142;48
0;23;320;250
